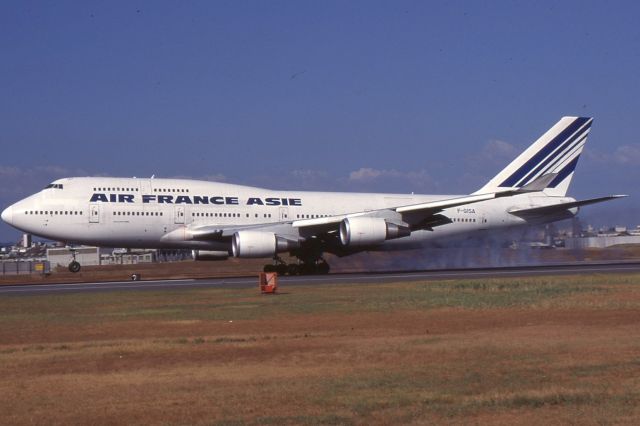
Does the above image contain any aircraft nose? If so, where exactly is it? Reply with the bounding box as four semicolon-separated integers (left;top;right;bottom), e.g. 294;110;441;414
1;205;13;225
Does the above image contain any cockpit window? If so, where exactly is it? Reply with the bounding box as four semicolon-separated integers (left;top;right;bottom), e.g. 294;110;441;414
44;183;64;189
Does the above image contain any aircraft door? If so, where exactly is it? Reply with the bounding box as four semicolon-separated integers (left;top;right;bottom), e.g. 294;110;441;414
279;207;289;221
140;179;151;194
174;206;185;224
89;204;100;223
479;210;488;230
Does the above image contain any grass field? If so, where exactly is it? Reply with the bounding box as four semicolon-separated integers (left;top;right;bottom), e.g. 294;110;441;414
1;274;640;425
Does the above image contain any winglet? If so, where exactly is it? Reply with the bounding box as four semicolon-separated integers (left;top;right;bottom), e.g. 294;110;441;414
517;172;559;193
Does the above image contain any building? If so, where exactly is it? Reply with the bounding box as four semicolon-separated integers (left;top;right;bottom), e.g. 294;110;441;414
564;225;640;248
46;246;157;267
47;246;104;267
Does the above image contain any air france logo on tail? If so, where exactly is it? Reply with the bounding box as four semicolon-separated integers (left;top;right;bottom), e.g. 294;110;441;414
500;117;592;189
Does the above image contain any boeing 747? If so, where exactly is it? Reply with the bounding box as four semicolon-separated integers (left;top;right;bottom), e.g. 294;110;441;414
1;117;624;274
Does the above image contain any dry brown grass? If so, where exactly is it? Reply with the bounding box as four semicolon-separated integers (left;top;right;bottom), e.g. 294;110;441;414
1;275;640;425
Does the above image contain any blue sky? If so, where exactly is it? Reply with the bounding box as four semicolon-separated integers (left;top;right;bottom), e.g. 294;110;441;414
2;1;640;241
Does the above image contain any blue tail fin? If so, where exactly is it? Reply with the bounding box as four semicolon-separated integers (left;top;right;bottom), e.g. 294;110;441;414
475;117;592;196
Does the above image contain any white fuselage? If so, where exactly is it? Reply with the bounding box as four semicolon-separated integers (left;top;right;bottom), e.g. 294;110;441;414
1;177;574;253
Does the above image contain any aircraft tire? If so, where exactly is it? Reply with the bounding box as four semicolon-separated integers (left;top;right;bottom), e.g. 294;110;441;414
287;264;300;276
317;262;330;274
300;263;316;275
276;264;288;275
68;261;81;273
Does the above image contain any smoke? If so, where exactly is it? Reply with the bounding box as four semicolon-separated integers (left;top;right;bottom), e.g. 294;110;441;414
327;224;579;273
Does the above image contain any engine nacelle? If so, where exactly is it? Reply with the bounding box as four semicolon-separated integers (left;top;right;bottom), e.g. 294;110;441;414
232;231;299;258
340;217;411;247
192;250;229;261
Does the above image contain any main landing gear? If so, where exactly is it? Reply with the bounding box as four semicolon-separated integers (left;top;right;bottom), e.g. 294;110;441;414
263;256;330;276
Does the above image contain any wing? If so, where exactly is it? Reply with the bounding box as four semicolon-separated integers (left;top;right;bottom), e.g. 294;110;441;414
169;190;514;245
291;191;504;232
291;173;561;233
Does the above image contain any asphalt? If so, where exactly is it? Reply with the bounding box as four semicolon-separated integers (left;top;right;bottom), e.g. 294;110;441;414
2;262;640;296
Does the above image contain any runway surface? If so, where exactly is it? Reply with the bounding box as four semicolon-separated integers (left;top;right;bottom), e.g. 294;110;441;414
2;262;640;296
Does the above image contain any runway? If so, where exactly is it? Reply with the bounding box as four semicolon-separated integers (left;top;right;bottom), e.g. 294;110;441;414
2;261;640;296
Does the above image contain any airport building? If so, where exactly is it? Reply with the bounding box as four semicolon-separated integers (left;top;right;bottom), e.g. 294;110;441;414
46;246;156;267
563;225;640;249
47;246;104;267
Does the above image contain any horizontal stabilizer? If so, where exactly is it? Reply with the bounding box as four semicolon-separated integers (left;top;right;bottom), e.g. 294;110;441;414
509;195;627;218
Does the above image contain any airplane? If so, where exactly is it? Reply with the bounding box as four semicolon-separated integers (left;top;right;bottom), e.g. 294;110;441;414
1;116;625;275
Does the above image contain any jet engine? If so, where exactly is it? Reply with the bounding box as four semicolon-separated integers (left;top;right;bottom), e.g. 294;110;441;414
192;250;229;261
339;217;411;247
232;231;299;258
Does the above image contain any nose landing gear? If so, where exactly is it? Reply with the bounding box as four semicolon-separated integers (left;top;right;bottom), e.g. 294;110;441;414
68;248;81;273
68;260;81;273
